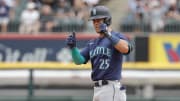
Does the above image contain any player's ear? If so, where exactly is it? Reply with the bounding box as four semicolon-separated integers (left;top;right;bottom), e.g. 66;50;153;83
104;17;111;26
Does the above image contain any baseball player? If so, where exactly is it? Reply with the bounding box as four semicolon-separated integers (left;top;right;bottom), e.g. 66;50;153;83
66;5;134;101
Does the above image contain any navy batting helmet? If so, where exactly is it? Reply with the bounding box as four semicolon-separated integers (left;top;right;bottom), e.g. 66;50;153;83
89;6;112;26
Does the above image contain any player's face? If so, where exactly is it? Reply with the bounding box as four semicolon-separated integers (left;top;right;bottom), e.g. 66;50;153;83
92;18;104;33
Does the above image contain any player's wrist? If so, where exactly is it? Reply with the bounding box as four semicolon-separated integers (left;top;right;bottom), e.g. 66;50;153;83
108;34;119;45
66;32;76;49
105;31;112;38
71;47;77;50
68;45;75;49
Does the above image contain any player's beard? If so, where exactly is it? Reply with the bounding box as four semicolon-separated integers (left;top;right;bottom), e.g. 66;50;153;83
94;26;104;37
95;26;99;32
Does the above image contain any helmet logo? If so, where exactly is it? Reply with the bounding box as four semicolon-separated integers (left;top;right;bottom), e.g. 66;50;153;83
92;8;96;15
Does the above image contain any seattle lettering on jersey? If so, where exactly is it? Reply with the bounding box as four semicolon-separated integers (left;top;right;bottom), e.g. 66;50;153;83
90;47;111;59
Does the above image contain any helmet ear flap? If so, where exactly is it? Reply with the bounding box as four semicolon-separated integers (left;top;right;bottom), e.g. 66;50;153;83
104;17;111;26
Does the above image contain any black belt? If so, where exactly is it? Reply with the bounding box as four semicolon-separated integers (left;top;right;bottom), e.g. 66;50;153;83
94;80;108;87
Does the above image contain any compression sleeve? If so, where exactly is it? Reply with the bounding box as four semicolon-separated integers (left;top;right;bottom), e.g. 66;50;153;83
71;47;86;65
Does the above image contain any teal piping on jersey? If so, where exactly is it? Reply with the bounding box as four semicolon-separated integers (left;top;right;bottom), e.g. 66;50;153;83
71;47;86;65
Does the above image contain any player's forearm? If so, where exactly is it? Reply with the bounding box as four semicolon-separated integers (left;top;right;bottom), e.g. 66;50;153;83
114;40;129;54
108;34;131;54
71;47;86;65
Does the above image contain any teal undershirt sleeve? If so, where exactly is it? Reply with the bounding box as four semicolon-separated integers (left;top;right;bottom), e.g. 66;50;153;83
71;47;86;65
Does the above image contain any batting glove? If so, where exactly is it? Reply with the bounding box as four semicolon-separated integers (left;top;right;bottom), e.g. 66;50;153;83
66;32;76;49
99;23;112;37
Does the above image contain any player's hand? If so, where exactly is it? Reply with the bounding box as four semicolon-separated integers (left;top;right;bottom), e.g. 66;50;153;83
66;32;76;49
99;23;111;37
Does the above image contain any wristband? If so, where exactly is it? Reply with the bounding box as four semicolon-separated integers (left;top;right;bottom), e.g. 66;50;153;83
108;34;120;45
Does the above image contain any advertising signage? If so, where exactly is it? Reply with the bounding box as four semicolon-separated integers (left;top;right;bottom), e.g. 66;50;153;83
0;34;93;63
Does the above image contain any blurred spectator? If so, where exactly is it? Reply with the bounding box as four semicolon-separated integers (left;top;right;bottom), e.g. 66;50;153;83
29;0;41;9
0;0;10;32
54;0;86;31
83;0;99;6
149;0;166;32
39;5;55;32
72;0;91;27
4;0;16;8
19;2;40;34
73;0;91;21
55;0;74;19
32;0;57;11
165;0;180;21
128;0;146;22
4;0;17;21
126;0;177;32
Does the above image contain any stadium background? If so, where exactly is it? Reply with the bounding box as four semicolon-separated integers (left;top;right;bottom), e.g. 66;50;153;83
0;0;180;101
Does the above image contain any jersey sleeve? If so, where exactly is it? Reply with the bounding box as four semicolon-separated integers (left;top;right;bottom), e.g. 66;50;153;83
116;32;128;41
